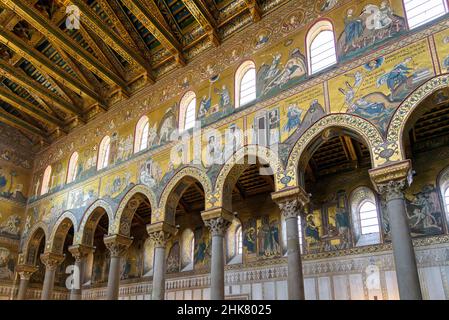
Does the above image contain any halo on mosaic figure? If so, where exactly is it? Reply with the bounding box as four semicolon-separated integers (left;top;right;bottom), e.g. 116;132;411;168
386;74;449;163
76;199;114;246
286;114;383;188
113;184;158;236
158;166;213;225
214;145;282;212
48;211;77;255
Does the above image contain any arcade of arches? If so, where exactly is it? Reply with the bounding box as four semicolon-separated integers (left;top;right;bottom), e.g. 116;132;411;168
1;0;449;301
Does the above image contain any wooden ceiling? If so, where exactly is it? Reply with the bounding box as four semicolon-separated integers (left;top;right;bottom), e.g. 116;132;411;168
0;0;279;147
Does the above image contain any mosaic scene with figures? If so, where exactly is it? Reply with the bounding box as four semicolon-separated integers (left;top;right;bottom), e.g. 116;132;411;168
0;0;448;301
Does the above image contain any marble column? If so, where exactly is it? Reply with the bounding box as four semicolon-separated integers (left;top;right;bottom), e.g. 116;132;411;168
147;222;176;300
272;186;309;300
16;264;38;300
40;252;65;300
103;234;133;300
370;160;422;300
201;208;234;300
68;244;95;300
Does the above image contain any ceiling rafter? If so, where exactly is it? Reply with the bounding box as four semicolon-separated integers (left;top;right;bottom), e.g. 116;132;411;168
0;25;105;104
68;0;154;80
0;107;48;141
243;0;261;22
0;58;83;118
120;0;186;66
97;0;152;63
181;0;219;46
0;83;64;128
0;0;128;89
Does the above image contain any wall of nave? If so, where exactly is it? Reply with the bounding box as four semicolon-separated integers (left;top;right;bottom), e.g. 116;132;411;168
2;0;449;300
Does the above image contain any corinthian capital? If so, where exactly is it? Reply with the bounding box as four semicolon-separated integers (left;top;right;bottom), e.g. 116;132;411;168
369;160;413;201
16;264;38;280
201;207;234;237
103;234;133;258
68;244;95;263
146;222;177;248
40;252;65;270
271;186;310;219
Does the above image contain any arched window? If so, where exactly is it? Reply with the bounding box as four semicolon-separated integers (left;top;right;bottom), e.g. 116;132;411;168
41;165;52;195
404;0;448;30
97;136;111;170
235;226;243;255
438;166;449;226
307;21;337;75
179;91;196;132
235;61;256;108
359;201;380;235
350;187;381;246
134;116;149;153
66;152;79;184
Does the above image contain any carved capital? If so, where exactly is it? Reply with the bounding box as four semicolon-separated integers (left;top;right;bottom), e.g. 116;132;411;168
201;208;234;237
146;222;176;248
103;234;133;258
40;252;65;271
369;160;412;201
271;186;310;219
378;180;408;202
68;244;95;263
16;264;38;280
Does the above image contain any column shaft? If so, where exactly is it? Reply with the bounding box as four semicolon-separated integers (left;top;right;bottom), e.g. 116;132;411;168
285;215;305;300
386;196;422;300
17;278;30;300
151;246;166;300
106;256;121;300
41;267;56;300
210;234;225;300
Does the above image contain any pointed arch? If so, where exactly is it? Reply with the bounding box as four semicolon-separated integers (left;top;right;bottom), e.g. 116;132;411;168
23;223;48;265
48;211;77;254
67;151;79;184
112;184;157;236
386;74;449;162
214;145;282;211
286;114;384;188
75;199;114;245
134;115;150;153
41;165;52;195
158;166;213;224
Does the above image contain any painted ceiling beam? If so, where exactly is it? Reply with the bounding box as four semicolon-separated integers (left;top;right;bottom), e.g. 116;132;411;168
120;0;186;65
243;0;261;22
68;0;154;80
0;108;48;141
181;0;220;46
0;58;83;118
0;0;128;89
0;84;64;128
0;26;105;104
97;0;153;64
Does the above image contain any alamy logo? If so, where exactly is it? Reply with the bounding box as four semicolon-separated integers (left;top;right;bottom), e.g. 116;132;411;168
365;264;380;290
66;5;80;30
65;265;80;290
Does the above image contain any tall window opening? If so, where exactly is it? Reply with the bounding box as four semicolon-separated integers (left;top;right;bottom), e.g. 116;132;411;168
134;116;150;153
41;165;52;195
235;61;256;108
97;136;111;170
66;152;79;184
179;91;196;132
404;0;448;29
307;21;337;75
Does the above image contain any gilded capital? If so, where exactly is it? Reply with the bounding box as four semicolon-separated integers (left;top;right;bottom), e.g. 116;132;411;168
201;207;234;237
16;264;38;280
40;252;65;270
271;186;310;219
146;222;177;248
369;160;413;201
68;244;95;262
103;234;133;258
